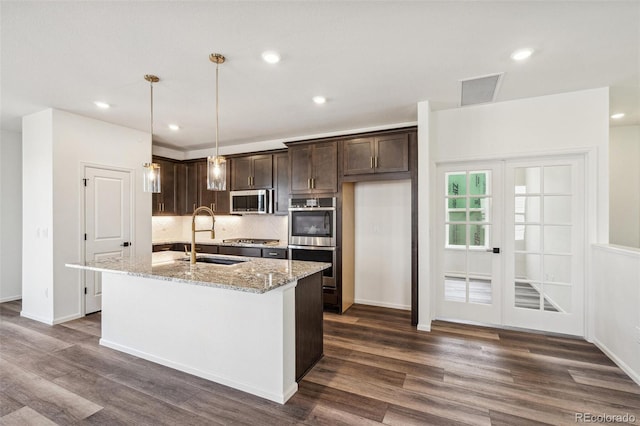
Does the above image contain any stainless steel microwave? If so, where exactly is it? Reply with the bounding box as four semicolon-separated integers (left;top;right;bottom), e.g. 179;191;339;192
229;189;273;214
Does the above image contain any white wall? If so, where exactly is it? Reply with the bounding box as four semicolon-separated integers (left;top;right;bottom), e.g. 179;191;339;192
22;109;152;324
0;130;22;302
610;125;640;248
354;180;411;310
591;244;640;385
21;110;54;321
418;87;610;331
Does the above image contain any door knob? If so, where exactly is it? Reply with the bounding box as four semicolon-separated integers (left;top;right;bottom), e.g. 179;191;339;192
485;247;500;253
121;242;131;247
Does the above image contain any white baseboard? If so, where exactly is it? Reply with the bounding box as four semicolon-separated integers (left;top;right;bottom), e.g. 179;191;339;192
417;322;432;332
52;313;83;324
592;337;640;386
354;298;411;311
100;338;297;404
20;310;54;325
0;295;21;303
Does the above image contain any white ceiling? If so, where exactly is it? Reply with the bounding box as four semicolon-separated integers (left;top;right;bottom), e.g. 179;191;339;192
2;1;638;151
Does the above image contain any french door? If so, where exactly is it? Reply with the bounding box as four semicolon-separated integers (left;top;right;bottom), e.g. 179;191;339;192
436;156;585;336
436;162;503;324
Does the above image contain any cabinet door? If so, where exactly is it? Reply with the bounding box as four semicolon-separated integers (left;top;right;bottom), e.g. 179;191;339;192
231;157;253;190
273;152;289;214
197;161;216;210
375;134;409;173
197;160;230;214
289;145;312;194
343;138;375;175
213;165;230;214
183;162;199;215
252;155;273;189
152;158;177;215
311;142;338;193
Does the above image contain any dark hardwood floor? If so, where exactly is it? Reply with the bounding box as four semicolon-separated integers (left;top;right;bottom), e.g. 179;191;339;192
1;300;638;425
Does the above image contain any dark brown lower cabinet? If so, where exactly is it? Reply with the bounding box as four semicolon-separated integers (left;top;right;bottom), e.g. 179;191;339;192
295;271;323;381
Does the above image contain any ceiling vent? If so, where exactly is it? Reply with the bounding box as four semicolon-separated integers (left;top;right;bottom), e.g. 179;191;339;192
459;73;504;106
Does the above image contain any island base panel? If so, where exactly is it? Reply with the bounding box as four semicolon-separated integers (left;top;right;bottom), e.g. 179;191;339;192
100;273;297;404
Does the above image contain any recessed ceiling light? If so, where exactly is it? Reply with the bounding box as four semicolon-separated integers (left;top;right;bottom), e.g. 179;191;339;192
262;51;281;64
510;48;534;61
610;113;625;120
312;96;326;105
94;101;110;109
168;124;180;131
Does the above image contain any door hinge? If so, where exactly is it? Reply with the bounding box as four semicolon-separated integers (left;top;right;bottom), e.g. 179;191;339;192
84;233;87;241
82;178;88;187
84;287;87;295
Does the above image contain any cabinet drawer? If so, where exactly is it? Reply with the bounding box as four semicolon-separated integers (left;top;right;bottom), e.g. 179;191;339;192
152;244;174;253
261;248;287;259
198;244;218;254
219;246;262;257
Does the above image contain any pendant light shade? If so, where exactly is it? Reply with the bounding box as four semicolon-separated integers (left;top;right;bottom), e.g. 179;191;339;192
142;162;161;193
143;74;161;193
207;53;227;191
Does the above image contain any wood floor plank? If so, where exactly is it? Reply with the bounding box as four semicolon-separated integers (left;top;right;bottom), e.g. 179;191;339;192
0;358;102;423
295;381;388;422
382;404;471;426
0;393;24;417
51;368;211;425
0;406;59;426
304;357;492;426
1;300;638;425
0;321;73;354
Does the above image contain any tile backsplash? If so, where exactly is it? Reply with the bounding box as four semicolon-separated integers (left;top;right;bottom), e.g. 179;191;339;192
152;215;289;246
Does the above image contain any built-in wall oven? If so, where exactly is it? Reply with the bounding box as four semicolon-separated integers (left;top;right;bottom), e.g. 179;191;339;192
288;197;337;290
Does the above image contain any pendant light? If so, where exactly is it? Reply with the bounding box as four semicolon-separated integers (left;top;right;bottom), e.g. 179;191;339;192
207;53;227;191
142;74;161;193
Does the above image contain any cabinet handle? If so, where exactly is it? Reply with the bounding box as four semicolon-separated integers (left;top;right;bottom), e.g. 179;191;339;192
370;156;374;169
248;176;251;186
162;202;165;212
267;252;278;256
375;157;378;168
211;203;215;212
312;177;315;189
308;178;311;189
251;176;254;186
193;203;196;212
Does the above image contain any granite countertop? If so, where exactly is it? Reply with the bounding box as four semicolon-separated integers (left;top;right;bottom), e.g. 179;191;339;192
153;240;289;250
66;252;329;294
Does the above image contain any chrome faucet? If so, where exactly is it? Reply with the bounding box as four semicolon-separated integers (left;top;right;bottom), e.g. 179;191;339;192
191;206;216;265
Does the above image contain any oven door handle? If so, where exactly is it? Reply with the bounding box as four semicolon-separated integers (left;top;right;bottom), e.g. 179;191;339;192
288;245;336;251
288;207;336;212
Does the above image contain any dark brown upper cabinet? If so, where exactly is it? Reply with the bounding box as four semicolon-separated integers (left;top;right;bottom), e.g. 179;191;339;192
289;141;337;194
181;159;230;216
273;152;290;214
152;157;179;216
231;154;273;190
343;133;409;176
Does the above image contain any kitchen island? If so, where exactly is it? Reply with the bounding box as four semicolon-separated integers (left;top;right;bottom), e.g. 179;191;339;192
67;252;329;404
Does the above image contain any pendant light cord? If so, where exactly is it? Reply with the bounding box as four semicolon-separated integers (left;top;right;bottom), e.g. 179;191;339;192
150;80;154;139
215;61;219;158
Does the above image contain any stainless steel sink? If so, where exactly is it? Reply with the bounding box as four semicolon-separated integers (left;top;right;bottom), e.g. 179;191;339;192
180;256;247;266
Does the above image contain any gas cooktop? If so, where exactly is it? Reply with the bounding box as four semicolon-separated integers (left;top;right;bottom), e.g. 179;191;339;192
222;238;280;246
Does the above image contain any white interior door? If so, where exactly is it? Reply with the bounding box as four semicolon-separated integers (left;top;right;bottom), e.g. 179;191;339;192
84;166;132;314
436;163;503;324
503;157;585;335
